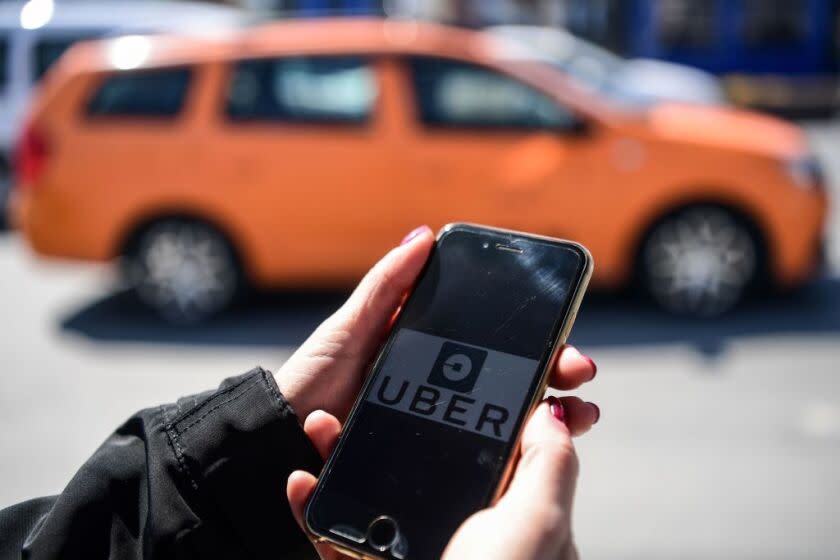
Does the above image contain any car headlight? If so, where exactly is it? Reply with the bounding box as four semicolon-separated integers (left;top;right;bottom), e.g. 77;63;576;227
785;156;824;191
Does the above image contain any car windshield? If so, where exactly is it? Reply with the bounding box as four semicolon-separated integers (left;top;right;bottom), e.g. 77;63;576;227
488;25;654;108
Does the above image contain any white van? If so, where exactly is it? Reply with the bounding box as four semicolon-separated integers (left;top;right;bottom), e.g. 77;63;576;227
489;25;725;107
0;0;250;216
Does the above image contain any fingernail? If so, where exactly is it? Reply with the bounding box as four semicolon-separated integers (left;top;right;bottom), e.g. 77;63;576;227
585;355;597;380
588;402;600;424
401;225;431;246
546;396;565;423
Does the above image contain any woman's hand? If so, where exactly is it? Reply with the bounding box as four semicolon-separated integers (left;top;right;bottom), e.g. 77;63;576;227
274;226;436;422
440;397;587;560
287;385;596;560
276;225;600;559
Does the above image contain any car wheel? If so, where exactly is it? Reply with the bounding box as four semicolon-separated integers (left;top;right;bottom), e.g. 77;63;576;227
127;219;241;323
640;206;761;316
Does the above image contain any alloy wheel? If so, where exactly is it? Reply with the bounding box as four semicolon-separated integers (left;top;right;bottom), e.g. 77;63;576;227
642;207;758;316
132;220;239;322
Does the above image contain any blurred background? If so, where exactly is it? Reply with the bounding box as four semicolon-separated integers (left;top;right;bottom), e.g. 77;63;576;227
1;0;839;558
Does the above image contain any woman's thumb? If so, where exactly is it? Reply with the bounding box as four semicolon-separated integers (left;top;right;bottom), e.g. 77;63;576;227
328;226;433;355
501;399;579;517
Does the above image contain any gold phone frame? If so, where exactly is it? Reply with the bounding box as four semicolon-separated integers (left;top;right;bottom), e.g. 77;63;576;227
305;223;594;560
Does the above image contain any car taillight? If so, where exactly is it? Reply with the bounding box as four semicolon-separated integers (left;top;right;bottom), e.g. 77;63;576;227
15;121;49;185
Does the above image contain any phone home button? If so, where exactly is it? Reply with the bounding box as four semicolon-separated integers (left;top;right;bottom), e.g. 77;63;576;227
367;516;398;551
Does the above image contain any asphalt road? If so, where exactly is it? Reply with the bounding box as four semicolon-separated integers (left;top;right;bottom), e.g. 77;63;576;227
2;123;840;559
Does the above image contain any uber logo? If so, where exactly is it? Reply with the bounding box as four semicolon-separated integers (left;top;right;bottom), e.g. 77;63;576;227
427;342;487;393
368;329;537;440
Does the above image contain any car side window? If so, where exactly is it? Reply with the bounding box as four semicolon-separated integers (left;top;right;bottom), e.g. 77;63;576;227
86;67;192;118
225;56;376;124
407;56;577;131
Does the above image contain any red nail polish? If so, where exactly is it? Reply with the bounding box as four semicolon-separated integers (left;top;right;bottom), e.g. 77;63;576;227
401;225;430;246
585;356;597;380
588;402;600;424
547;396;565;422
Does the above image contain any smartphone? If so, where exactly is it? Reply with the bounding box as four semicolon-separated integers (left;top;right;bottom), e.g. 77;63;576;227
305;223;592;560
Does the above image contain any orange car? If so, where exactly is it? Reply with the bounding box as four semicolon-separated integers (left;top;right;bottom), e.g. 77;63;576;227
12;19;828;321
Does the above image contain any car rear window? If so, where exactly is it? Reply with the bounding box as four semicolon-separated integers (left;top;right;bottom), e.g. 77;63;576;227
86;67;192;118
225;56;376;124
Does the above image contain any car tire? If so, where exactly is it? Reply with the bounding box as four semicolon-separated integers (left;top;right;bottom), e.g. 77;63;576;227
639;205;763;316
125;219;242;323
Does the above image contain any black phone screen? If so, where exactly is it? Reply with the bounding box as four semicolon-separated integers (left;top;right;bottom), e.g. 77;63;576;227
307;225;587;560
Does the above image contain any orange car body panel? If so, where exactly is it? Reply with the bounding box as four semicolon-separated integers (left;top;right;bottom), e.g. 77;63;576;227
12;19;828;289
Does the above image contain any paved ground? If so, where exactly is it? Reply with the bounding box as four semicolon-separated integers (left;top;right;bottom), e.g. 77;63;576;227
2;123;840;558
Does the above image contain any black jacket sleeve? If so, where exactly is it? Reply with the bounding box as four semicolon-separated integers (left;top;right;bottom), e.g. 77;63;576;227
0;367;323;559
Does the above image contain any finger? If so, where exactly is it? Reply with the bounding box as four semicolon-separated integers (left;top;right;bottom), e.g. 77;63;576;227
287;471;347;560
550;345;597;390
554;395;600;436
304;410;342;460
276;226;435;419
287;470;319;533
296;225;433;373
500;400;578;518
334;225;434;359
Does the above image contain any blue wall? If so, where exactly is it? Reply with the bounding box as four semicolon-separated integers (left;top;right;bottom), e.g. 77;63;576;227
624;0;837;74
288;0;379;16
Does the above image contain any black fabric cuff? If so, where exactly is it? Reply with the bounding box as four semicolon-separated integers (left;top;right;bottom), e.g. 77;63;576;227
165;368;322;558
